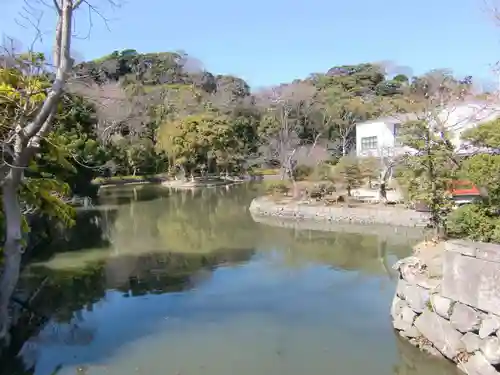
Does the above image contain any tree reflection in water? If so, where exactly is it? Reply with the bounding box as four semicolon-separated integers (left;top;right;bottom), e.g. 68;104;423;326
4;184;435;375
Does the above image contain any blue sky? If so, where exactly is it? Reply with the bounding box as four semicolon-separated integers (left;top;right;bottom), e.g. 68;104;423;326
1;0;499;89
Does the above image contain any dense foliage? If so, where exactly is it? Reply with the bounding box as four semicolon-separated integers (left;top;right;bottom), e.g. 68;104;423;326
1;48;497;260
72;52;413;179
446;119;500;241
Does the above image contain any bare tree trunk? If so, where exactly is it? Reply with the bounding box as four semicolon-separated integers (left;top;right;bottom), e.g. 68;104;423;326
378;161;393;203
0;175;23;345
378;166;389;203
280;168;287;181
0;0;79;344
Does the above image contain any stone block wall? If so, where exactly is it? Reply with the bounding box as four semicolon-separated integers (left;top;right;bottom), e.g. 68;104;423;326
249;197;430;227
392;239;500;375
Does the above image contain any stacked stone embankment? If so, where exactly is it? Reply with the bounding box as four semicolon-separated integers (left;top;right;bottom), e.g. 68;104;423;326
392;239;500;375
249;196;429;227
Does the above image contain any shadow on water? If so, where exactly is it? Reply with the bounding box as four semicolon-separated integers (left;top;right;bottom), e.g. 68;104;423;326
3;184;461;375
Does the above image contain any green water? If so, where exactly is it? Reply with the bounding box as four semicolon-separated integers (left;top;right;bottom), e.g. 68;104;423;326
7;184;460;375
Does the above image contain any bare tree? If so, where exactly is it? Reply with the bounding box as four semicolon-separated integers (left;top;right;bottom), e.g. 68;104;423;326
68;80;155;143
0;0;120;345
364;145;404;202
383;70;483;212
255;81;317;186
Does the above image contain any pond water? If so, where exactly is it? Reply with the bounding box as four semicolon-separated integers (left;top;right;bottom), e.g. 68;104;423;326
6;184;461;375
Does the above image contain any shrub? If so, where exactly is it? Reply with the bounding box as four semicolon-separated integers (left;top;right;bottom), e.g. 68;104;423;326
306;162;335;182
332;156;363;196
265;182;291;196
293;165;313;181
446;204;500;243
317;182;336;195
250;168;280;176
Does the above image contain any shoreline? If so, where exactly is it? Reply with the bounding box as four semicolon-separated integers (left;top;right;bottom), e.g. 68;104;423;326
249;196;430;228
161;179;242;189
250;213;425;242
94;174;271;190
391;239;500;374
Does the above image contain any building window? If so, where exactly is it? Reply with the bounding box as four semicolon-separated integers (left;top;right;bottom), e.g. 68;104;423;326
360;136;378;151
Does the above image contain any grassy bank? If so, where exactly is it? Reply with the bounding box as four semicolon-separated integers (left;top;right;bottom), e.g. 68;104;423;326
92;169;281;187
91;174;168;187
250;168;280;176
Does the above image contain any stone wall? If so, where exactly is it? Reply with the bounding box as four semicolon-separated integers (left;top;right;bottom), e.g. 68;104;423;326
392;239;500;375
249;197;430;228
250;211;425;244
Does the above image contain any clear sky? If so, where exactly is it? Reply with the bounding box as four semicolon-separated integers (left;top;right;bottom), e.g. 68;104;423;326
1;0;499;89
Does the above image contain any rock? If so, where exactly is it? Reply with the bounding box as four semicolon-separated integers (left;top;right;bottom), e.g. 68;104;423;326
414;309;465;359
400;325;421;339
445;239;477;256
442;250;500;317
431;294;453;319
414;276;441;290
398;282;430;313
396;279;406;299
481;336;500;365
421;343;445;358
450;302;481;333
480;315;500;339
394;256;442;291
461;332;482;353
459;352;499;375
394;306;417;331
391;296;406;319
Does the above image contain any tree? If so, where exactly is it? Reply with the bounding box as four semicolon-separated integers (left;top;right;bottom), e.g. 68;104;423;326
372;146;402;202
332;156;363;196
255;81;317;185
312;63;392;158
393;70;473;237
399;119;457;235
359;156;380;188
0;0;117;345
157;113;246;178
321;91;381;156
461;118;500;151
445;118;500;242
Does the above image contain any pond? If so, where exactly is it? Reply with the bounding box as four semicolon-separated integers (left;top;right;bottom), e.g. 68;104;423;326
5;184;461;375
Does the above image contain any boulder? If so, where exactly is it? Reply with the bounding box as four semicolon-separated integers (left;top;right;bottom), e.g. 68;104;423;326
394;306;417;331
480;314;500;339
391;296;406;319
450;302;481;333
398;282;429;313
431;294;453;319
414;309;465;359
421;343;444;358
461;332;482;353
481;336;500;365
459;352;499;375
399;326;421;339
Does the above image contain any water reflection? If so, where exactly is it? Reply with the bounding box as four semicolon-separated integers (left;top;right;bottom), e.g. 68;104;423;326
6;184;461;375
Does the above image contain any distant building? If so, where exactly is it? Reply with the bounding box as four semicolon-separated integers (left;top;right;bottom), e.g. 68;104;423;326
355;101;500;158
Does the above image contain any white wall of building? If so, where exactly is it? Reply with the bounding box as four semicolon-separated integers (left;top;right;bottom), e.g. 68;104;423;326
355;119;404;158
355;103;500;158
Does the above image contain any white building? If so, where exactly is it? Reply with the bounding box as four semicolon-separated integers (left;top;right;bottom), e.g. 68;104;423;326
355;102;500;158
